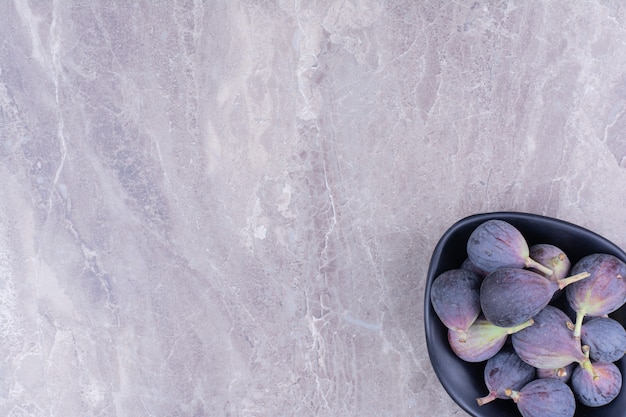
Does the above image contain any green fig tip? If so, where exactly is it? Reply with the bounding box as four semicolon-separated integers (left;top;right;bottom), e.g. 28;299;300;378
581;357;599;380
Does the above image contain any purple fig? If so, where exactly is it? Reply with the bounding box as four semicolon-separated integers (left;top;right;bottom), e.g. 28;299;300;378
529;243;571;301
566;253;626;338
571;360;622;407
581;317;626;363
448;317;534;363
511;306;595;375
460;257;489;279
476;347;536;406
430;269;481;342
466;219;553;276
536;363;576;383
529;244;571;279
506;378;576;417
480;268;589;327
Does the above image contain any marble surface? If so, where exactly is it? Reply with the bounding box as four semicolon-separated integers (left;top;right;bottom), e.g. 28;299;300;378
2;1;626;416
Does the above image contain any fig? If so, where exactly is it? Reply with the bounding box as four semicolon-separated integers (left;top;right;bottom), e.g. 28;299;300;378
571;360;622;407
581;317;626;363
480;268;589;328
476;347;536;406
566;253;626;337
460;257;489;279
511;306;595;375
448;317;534;363
536;363;576;383
529;244;571;279
529;243;571;301
506;378;576;417
430;269;481;342
466;219;553;276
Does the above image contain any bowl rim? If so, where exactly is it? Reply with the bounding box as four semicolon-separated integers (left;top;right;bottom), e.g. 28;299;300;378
423;211;626;417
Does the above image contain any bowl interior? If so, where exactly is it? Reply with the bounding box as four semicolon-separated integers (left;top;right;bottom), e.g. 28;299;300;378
424;212;626;417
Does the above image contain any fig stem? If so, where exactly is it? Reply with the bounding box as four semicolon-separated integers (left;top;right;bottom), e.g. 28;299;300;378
525;257;554;276
582;344;590;357
557;271;590;290
506;318;535;334
573;309;586;338
476;393;497;406
580;356;599;380
505;388;521;403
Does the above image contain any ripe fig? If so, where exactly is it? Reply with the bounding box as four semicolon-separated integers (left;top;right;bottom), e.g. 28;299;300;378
460;257;489;279
480;268;589;328
506;378;576;417
476;347;536;406
581;317;626;363
430;269;481;342
529;244;571;279
511;306;595;374
571;360;622;407
448;317;534;363
536;363;576;383
529;243;571;301
466;219;553;276
566;253;626;337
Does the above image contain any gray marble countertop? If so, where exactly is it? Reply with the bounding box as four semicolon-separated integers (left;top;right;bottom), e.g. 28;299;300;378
2;1;626;416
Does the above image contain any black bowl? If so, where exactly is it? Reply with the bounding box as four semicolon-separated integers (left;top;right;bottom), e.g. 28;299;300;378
424;212;626;417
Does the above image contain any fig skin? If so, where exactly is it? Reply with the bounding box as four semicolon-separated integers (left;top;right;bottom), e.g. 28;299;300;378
511;306;594;374
467;219;553;276
476;347;535;406
480;268;589;328
581;317;626;363
448;317;534;363
460;257;489;279
430;269;481;341
571;361;622;407
566;253;626;338
506;378;576;417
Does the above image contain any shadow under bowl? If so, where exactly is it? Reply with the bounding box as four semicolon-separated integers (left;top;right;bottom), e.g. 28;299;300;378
424;212;626;417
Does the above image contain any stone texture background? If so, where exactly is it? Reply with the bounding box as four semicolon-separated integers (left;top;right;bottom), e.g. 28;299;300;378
1;1;626;416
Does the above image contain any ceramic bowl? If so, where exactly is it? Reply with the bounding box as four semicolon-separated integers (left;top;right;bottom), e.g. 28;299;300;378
424;212;626;417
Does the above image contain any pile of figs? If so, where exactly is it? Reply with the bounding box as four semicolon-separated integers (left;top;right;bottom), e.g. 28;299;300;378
430;219;626;417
